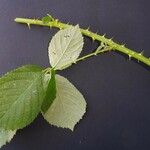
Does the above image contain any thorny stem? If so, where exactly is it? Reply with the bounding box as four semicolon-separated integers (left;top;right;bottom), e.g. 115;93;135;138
15;17;150;67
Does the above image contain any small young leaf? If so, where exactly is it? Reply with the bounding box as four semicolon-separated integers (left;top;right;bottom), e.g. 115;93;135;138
0;65;45;130
42;69;56;113
0;129;16;148
42;14;54;24
42;75;86;131
48;25;84;70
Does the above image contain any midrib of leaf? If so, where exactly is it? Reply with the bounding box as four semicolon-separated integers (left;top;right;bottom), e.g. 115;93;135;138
0;75;40;121
53;27;77;69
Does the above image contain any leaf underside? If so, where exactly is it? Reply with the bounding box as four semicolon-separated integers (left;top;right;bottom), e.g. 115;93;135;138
48;25;84;70
43;75;86;131
0;65;45;130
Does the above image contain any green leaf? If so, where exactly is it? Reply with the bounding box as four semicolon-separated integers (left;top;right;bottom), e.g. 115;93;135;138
42;69;56;113
0;128;16;148
48;25;84;70
0;65;45;130
42;14;54;24
42;75;86;131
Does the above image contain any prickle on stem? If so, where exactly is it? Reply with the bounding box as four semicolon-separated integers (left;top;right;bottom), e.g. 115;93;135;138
27;23;31;29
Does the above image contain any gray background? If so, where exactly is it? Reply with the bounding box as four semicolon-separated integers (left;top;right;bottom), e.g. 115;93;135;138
0;0;150;150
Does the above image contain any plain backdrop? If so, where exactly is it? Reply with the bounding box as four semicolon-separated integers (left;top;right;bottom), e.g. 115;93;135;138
0;0;150;150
